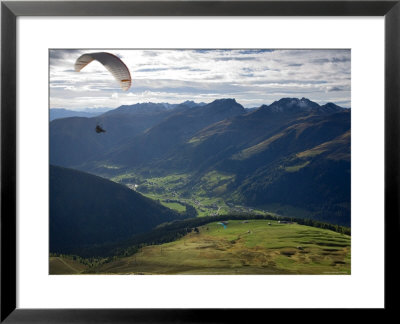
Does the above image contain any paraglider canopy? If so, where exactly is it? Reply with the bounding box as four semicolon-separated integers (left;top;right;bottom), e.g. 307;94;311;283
75;52;132;91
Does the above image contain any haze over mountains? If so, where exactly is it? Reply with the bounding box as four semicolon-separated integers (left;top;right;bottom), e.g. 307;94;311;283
50;97;350;226
50;107;114;121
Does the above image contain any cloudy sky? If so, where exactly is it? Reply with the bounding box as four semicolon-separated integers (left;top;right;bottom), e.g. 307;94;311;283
50;49;350;110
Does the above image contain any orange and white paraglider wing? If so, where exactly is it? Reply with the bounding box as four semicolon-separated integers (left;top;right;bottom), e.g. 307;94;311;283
74;52;132;91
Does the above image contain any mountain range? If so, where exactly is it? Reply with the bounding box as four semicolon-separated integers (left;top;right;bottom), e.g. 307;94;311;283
50;108;114;121
50;97;351;226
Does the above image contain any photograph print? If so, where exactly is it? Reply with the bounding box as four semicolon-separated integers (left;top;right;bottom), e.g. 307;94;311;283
49;49;351;275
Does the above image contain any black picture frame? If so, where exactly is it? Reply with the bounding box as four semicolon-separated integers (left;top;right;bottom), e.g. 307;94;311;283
1;0;399;322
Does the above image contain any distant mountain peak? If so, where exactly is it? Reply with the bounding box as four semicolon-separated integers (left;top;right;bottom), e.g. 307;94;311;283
203;98;245;114
103;102;172;116
180;100;206;108
271;97;319;110
256;97;345;114
211;98;238;104
182;100;196;105
320;102;345;112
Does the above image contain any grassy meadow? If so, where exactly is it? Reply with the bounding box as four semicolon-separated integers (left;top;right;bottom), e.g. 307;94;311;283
83;220;350;275
49;256;89;274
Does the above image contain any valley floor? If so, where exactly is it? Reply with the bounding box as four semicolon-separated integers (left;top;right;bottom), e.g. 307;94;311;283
112;171;289;218
56;220;350;275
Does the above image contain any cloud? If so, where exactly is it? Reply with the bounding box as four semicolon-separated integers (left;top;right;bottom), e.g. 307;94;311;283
50;49;351;109
136;67;170;72
326;86;349;92
215;56;258;61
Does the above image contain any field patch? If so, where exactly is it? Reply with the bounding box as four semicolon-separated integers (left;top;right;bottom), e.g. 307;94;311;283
92;220;350;275
49;256;89;274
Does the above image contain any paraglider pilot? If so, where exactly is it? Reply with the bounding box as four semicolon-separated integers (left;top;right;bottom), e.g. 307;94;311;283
95;124;106;133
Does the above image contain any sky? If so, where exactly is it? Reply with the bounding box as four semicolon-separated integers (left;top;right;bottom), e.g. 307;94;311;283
49;49;351;110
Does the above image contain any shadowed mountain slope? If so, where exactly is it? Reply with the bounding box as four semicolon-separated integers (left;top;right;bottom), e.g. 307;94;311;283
104;98;246;167
50;165;182;253
50;103;184;167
